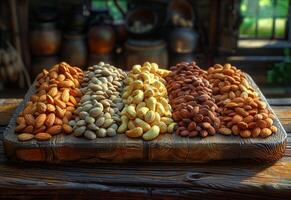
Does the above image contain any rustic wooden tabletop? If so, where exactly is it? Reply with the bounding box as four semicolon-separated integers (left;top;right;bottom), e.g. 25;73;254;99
0;98;290;199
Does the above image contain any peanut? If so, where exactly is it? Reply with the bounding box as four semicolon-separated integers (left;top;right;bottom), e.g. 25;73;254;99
208;63;277;138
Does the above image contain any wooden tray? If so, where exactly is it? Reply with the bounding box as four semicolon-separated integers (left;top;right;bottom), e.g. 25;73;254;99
3;74;287;163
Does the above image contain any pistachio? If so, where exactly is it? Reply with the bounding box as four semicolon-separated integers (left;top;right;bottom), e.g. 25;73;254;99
95;117;105;127
102;119;114;128
76;120;86;126
79;111;89;120
82;104;93;112
97;128;107;137
85;116;95;124
73;126;86;137
84;130;97;140
87;123;99;131
106;128;117;137
89;107;103;117
73;62;126;140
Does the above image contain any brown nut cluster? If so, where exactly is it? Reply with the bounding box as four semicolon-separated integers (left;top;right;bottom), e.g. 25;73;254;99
15;62;84;141
166;62;220;137
207;63;277;138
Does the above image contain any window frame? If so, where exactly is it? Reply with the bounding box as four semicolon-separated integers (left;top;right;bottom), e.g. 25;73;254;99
239;0;291;40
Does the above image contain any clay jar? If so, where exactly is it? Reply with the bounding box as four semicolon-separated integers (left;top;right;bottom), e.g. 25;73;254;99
125;7;158;39
168;27;198;53
29;22;61;56
61;33;87;68
124;39;168;70
87;24;116;54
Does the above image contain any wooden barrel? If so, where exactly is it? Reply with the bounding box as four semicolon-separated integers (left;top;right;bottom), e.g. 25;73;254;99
124;39;168;70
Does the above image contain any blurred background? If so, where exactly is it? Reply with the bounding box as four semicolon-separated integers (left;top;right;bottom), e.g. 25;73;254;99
0;0;290;98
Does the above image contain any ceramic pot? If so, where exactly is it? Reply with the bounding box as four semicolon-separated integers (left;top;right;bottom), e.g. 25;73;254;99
125;39;168;70
125;7;158;39
30;22;61;56
61;33;87;68
168;27;198;53
88;24;116;54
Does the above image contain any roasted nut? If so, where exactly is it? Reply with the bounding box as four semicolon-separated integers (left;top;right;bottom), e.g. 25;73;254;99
240;130;251;138
251;127;261;137
219;127;232;135
260;128;272;138
35;132;52;141
167;62;220;138
231;125;239;135
15;62;83;141
18;133;34;141
207;63;277;138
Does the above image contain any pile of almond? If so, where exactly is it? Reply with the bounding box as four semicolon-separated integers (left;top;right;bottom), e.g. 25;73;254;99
207;64;277;138
166;62;220;137
15;62;84;141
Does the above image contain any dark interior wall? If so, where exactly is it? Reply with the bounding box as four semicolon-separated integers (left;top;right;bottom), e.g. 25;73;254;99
29;0;82;9
194;0;210;25
29;0;89;22
0;1;14;46
191;0;211;42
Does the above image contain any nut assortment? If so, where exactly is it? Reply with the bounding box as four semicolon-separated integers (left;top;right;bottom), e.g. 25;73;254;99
207;64;277;138
166;62;220;137
119;62;176;141
15;62;83;141
71;62;127;139
14;60;279;142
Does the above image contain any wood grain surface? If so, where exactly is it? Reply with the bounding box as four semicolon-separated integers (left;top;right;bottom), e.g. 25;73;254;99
0;98;290;199
3;74;288;163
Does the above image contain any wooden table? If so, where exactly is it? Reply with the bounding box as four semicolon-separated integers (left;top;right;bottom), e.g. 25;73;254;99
0;98;290;199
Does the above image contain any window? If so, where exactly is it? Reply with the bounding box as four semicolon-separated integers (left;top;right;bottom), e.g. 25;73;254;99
239;0;290;39
91;0;127;21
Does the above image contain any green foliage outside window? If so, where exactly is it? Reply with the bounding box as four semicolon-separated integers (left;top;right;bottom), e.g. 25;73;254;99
267;48;291;84
91;0;127;21
240;0;289;38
